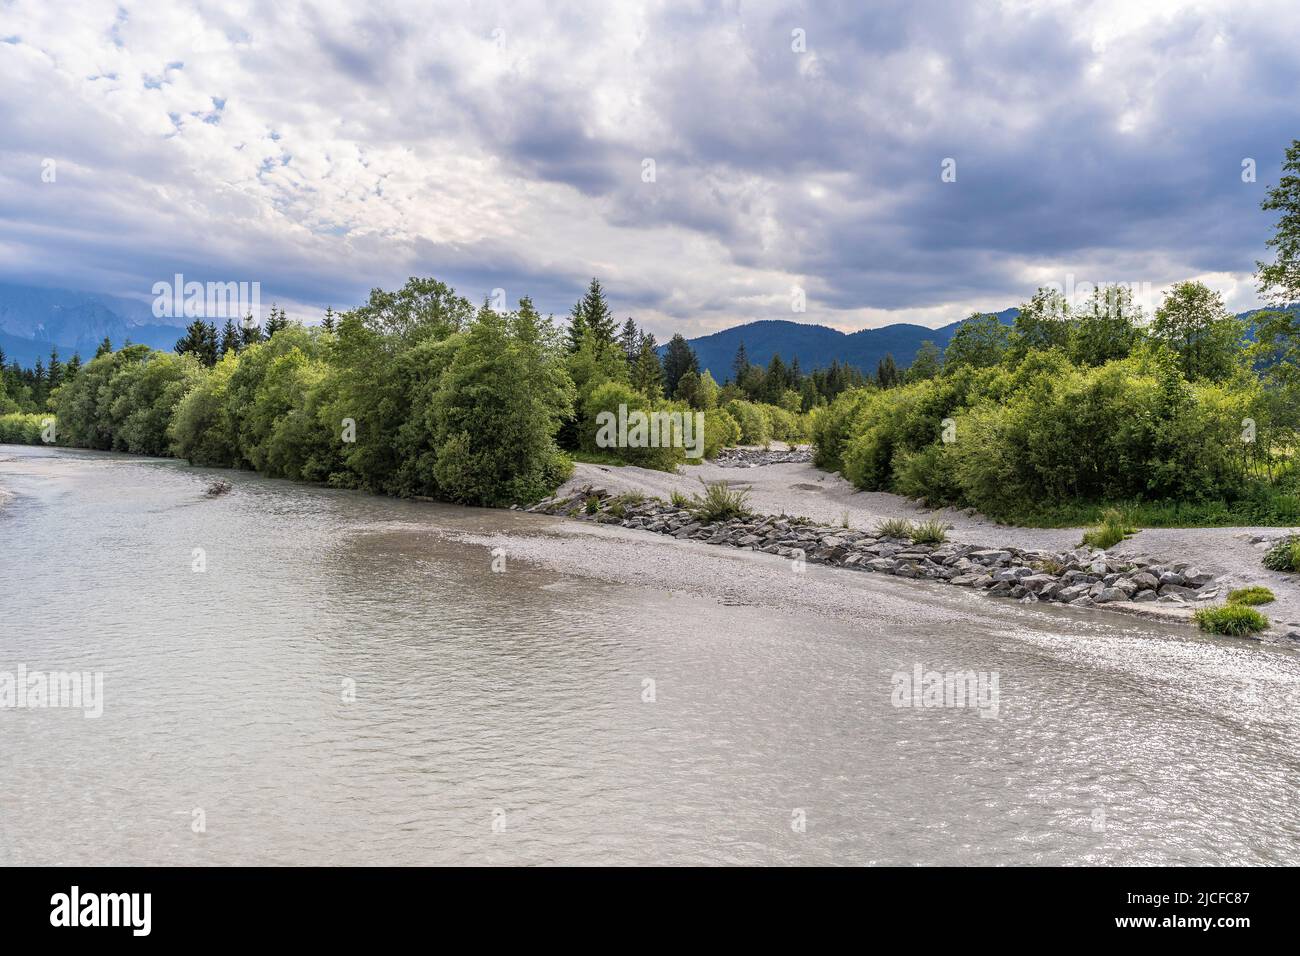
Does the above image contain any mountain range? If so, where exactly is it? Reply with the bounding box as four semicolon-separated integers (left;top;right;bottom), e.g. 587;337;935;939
1;281;1292;378
0;282;185;368
673;311;1020;379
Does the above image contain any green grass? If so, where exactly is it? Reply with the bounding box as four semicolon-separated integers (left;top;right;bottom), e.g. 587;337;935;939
1226;586;1276;606
986;485;1300;529
874;517;914;539
688;479;752;522
584;495;600;515
1080;508;1136;549
669;489;691;510
1193;604;1269;636
911;519;949;544
1262;536;1300;572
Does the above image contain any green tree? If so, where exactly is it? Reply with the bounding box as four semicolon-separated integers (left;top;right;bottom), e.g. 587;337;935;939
875;353;900;388
662;333;699;397
630;333;664;399
1011;287;1073;359
1257;138;1300;306
219;318;241;358
905;340;942;382
1151;281;1244;381
570;278;617;353
619;317;640;364
175;319;219;367
430;302;574;505
944;313;1011;371
1068;285;1143;366
95;337;112;358
263;304;290;338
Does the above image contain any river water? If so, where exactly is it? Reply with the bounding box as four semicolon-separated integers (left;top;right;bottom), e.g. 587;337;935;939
2;444;1298;865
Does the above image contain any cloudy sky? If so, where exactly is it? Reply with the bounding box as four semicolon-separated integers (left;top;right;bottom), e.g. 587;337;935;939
2;0;1298;337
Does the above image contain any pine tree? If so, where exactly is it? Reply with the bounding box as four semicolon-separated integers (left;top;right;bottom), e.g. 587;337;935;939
577;279;617;350
662;333;699;397
631;334;664;399
566;301;587;353
731;342;749;386
175;319;220;367
619;317;640;364
875;354;900;388
322;307;336;333
65;353;82;380
219;318;241;358
95;337;113;358
46;348;63;393
31;358;46;407
240;313;264;349
264;304;290;338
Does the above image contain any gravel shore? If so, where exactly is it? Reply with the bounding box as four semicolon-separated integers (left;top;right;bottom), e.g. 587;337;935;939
557;455;1300;637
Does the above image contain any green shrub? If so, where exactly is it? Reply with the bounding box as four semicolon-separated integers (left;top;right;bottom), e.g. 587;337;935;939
584;380;688;472
874;517;914;539
1193;604;1269;636
1081;508;1136;549
724;400;770;445
702;407;741;459
1226;586;1275;606
1262;536;1300;572
0;412;51;445
585;496;600;515
688;479;752;522
669;489;690;509
911;519;948;544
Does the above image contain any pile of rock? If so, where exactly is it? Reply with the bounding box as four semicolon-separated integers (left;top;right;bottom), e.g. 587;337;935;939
713;447;814;468
529;486;1222;611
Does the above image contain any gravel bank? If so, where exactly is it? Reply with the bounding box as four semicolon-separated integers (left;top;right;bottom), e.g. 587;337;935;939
559;458;1300;637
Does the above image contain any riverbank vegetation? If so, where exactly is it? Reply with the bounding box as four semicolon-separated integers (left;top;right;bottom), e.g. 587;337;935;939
0;279;811;506
1194;603;1270;636
811;141;1300;528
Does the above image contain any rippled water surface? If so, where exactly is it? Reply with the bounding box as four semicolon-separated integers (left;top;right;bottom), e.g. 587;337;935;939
2;445;1298;865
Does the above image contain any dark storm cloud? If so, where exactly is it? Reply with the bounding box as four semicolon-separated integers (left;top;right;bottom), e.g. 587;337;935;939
1;0;1298;331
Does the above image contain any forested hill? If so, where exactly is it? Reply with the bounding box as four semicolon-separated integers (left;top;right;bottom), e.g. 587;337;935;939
671;309;1019;377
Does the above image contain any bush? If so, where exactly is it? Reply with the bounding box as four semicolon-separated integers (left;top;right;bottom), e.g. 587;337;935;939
1262;536;1300;572
0;412;50;445
874;517;914;539
911;520;948;544
1081;508;1136;549
702;407;741;459
689;479;752;522
1226;586;1276;605
1193;604;1269;636
584;380;688;472
724;400;770;445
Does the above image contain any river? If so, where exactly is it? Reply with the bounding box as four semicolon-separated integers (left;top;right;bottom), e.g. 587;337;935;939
1;444;1298;865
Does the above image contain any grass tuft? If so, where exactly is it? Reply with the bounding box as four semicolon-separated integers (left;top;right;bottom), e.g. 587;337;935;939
688;480;752;522
874;517;915;539
1193;603;1269;636
1226;585;1276;606
1080;508;1137;550
911;519;948;544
